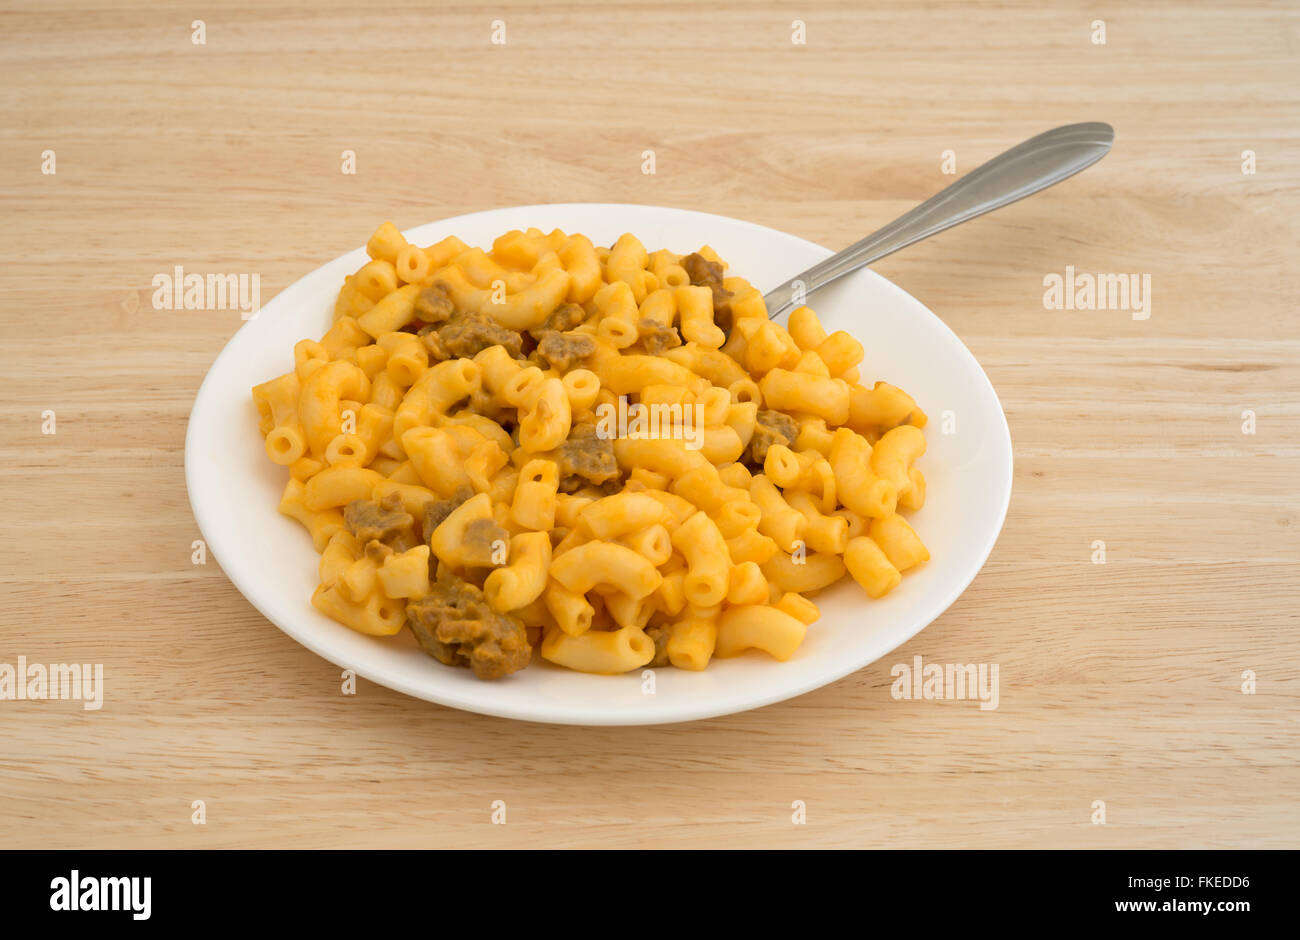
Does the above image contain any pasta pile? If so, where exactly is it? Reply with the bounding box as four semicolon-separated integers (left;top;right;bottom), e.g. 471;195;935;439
253;223;929;679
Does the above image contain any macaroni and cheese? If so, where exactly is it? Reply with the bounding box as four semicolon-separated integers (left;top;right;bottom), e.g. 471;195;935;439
253;222;929;679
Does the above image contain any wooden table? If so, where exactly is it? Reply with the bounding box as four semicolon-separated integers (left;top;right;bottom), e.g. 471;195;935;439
2;1;1296;849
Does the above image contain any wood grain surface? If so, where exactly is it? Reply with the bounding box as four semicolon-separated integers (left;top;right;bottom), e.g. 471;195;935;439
1;0;1296;849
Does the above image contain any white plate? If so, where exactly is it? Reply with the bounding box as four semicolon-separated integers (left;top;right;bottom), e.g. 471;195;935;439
185;204;1012;725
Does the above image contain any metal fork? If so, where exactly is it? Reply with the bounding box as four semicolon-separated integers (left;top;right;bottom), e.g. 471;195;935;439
762;122;1115;320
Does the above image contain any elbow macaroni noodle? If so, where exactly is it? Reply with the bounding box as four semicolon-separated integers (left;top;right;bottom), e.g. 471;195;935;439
253;223;930;679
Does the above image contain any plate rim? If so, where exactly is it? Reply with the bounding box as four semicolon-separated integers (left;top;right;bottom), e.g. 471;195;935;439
184;202;1013;725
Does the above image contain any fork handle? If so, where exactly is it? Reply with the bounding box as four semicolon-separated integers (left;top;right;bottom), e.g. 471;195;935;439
762;122;1114;319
